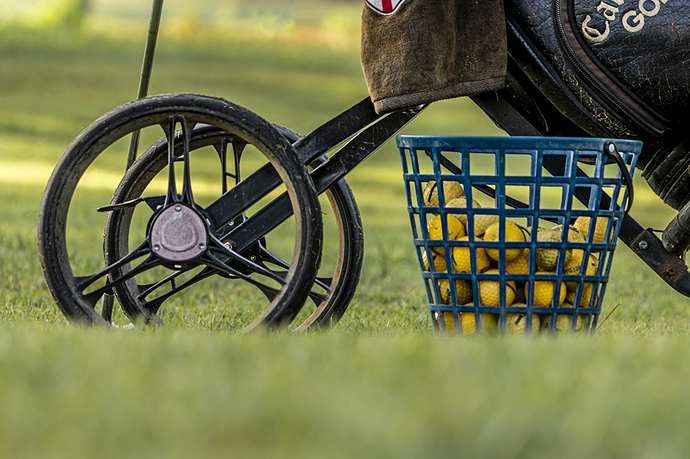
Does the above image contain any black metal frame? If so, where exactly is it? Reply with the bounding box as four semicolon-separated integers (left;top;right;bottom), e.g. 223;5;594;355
102;0;690;324
192;86;690;299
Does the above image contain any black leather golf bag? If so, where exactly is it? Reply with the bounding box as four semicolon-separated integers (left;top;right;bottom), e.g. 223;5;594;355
496;0;690;209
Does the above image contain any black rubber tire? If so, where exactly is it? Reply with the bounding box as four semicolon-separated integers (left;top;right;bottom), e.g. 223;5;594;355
38;93;322;329
104;123;363;330
276;126;364;329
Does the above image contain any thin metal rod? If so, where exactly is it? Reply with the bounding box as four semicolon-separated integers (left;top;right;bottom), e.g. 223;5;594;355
126;0;165;170
103;0;165;324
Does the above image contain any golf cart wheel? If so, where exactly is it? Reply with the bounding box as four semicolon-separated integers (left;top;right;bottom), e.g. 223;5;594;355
104;123;363;330
38;93;322;330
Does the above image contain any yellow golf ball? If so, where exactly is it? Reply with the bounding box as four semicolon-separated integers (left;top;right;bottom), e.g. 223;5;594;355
484;220;526;262
438;278;473;305
506;248;530;274
479;269;516;306
433;311;458;335
452;236;491;273
459;312;499;337
428;214;465;255
530;271;567;307
574;216;611;246
535;226;572;272
423;181;464;207
422;250;448;273
433;311;497;336
563;250;598;290
541;314;584;333
505;308;541;336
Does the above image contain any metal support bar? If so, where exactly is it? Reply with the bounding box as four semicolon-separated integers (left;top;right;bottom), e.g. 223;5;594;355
293;97;380;163
204;98;383;231
207;104;425;253
126;0;164;170
102;0;164;323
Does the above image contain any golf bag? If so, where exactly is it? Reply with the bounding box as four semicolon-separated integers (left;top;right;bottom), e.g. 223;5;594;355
501;0;690;210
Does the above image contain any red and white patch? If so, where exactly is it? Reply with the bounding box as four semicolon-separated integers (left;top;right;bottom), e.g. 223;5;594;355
365;0;407;15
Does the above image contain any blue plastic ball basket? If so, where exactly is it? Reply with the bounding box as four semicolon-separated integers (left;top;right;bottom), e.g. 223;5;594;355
397;136;642;336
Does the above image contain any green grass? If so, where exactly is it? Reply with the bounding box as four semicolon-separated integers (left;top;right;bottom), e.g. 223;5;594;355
1;3;690;457
2;328;690;458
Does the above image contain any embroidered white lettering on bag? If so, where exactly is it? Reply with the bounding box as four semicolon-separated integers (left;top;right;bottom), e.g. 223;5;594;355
581;0;671;42
623;10;645;32
365;0;407;15
582;15;611;42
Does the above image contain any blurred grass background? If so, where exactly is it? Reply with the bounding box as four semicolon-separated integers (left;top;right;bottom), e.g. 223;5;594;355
1;1;690;457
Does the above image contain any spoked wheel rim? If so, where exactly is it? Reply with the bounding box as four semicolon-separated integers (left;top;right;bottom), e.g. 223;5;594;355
38;94;323;330
276;125;364;329
105;123;364;330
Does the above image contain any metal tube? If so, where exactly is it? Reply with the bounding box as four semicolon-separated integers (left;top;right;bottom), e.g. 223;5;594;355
102;0;165;324
126;0;164;170
136;0;164;101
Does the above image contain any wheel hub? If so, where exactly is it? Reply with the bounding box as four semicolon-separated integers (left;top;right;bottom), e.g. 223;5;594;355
150;204;208;262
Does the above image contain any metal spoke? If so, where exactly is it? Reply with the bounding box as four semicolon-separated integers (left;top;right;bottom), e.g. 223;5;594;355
179;119;198;205
163;117;179;205
79;251;162;308
140;266;219;314
215;136;246;194
75;241;152;294
256;245;331;303
311;277;332;296
158;116;201;207
306;287;329;304
97;195;165;213
215;136;231;194
232;137;245;183
207;234;287;286
258;245;291;270
201;251;283;298
135;238;294;313
137;264;198;300
259;246;330;293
